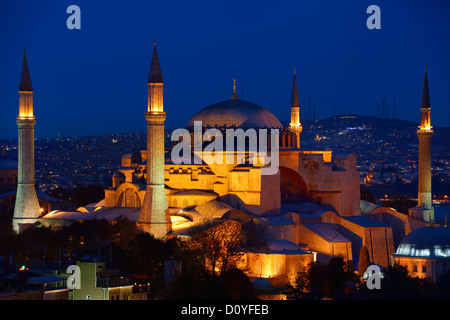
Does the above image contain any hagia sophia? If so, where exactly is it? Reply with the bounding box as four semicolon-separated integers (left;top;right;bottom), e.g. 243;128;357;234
8;44;450;286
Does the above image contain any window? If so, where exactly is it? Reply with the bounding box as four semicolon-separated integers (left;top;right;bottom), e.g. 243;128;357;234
412;264;418;272
422;265;427;273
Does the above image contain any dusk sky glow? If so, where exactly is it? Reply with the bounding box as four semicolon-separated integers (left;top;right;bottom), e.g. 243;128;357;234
1;0;449;139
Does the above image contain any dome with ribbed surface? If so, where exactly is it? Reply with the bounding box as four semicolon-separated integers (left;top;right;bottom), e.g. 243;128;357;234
186;98;283;130
394;226;450;258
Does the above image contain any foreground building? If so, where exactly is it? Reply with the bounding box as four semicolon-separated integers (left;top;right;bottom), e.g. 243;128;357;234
68;256;149;300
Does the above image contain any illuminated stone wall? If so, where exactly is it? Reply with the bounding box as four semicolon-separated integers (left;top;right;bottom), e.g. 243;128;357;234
393;256;450;283
297;224;353;264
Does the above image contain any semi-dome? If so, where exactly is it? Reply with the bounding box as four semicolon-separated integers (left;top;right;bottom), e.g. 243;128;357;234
395;226;450;258
186;98;283;130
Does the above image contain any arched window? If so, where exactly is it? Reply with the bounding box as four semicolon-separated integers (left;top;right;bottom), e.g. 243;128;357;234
117;188;141;207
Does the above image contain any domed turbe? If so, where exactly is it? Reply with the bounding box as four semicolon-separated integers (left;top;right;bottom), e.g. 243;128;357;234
186;98;283;130
395;226;450;258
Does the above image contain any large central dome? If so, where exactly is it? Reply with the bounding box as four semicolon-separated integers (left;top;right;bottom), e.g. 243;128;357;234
186;98;283;130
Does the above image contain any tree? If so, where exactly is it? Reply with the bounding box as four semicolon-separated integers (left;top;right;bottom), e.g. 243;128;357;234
15;225;60;261
188;219;244;276
358;246;371;277
363;262;430;299
0;223;17;259
293;258;359;299
219;268;257;300
435;269;450;298
115;232;179;295
159;266;229;300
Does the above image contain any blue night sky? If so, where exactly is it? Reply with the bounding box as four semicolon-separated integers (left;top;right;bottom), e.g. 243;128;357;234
0;0;449;139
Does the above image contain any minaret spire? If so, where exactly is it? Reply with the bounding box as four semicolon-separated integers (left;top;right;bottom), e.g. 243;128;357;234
19;49;33;92
290;68;299;108
147;41;163;85
421;64;430;109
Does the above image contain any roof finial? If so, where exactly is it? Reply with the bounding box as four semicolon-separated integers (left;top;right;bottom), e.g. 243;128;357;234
230;78;239;100
24;47;26;55
294;66;296;75
425;63;427;73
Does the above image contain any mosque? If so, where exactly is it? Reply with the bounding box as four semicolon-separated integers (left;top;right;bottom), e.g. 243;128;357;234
12;44;446;286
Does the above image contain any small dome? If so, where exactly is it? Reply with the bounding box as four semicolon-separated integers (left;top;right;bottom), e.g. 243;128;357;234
186;98;283;130
395;226;450;258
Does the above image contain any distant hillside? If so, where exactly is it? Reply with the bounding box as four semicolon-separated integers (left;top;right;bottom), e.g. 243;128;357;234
281;115;450;149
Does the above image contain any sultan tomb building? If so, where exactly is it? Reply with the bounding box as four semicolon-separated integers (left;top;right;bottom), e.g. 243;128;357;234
13;45;444;285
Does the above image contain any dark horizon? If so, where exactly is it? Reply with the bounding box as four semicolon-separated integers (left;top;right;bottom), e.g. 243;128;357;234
1;0;449;139
0;113;449;141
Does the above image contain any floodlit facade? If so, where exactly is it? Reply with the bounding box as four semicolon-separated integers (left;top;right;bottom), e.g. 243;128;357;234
35;49;441;286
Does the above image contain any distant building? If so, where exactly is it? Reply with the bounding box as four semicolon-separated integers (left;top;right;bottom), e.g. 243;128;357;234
392;226;450;283
0;266;68;300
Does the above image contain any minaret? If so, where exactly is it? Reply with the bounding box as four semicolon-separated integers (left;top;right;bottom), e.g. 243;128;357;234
416;65;434;222
13;50;41;233
138;42;171;238
289;68;302;148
